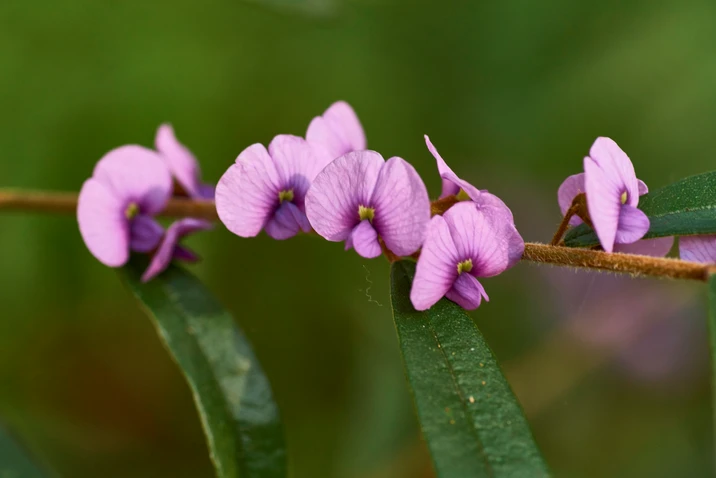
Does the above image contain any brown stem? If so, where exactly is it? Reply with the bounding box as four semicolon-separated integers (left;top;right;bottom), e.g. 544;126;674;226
430;195;459;216
550;193;592;246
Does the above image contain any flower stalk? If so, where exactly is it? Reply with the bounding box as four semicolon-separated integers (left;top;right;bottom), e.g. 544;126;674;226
1;189;711;282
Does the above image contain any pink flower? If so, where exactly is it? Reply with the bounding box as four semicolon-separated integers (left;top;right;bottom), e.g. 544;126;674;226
679;236;716;263
306;101;366;165
155;124;215;199
78;145;210;281
305;150;430;258
216;135;323;240
558;137;673;255
410;202;524;311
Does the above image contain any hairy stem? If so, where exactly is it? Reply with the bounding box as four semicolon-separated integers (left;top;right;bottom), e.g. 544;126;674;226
1;190;710;281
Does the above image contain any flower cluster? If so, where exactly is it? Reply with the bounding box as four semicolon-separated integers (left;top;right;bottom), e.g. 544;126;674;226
78;125;213;282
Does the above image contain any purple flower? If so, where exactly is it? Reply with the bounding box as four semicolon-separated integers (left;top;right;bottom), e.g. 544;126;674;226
78;145;210;281
679;236;716;263
306;101;366;165
305;150;430;258
557;137;673;256
155;124;215;199
410;202;524;311
425;135;522;266
215;135;323;240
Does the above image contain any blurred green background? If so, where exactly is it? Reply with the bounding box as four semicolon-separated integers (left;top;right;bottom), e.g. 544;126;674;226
1;0;715;476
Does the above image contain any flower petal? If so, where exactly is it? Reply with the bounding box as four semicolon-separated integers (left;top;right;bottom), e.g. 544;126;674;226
174;245;200;262
446;273;488;310
77;178;130;267
679;236;716;263
305;150;384;242
370;157;430;256
265;201;311;240
92;145;172;215
141;218;212;282
614;237;673;257
442;202;511;278
348;220;382;258
584;156;621;252
155;124;202;198
614;204;650;244
268;134;322;204
637;179;648;196
306;101;366;164
410;215;459;311
557;173;586;226
588;137;640;207
424;135;460;198
130;215;164;253
216;144;281;238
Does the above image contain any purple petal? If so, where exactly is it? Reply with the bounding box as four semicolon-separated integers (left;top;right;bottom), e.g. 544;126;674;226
268;134;323;204
680;236;716;263
141;218;212;282
588;137;640;207
305;150;384;242
216;144;281;238
614;204;650;244
584;156;621;252
130;215;164;253
500;222;526;268
638;179;648;196
446;273;488;310
442;202;511;278
348;220;382;258
557;173;586;226
77;178;130;267
174;245;200;262
155;124;203;199
410;215;459;311
92;145;172;215
198;183;216;200
370;157;430;256
265;201;311;240
614;237;674;257
472;190;515;225
424;135;460;198
306;101;366;164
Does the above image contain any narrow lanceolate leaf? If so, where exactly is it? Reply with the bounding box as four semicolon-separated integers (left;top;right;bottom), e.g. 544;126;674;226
121;257;287;478
708;273;716;470
390;261;550;478
565;170;716;247
0;425;51;477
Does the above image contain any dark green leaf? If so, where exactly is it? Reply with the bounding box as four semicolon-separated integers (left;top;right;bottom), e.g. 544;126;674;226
390;261;550;478
120;258;287;478
0;425;52;477
565;170;716;247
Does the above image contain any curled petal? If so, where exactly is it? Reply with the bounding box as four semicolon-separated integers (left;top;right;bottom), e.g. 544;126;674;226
679;236;716;263
93;145;172;214
305;150;384;241
349;220;382;258
588;137;640;207
306;101;366;164
216;144;281;238
141;218;212;282
268;134;322;203
614;237;674;257
557;173;586;226
410;215;459;311
265;202;311;240
370;157;430;256
130;215;164;253
425;135;460;198
584;156;621;252
446;274;488;310
155;124;202;198
77;178;130;267
442;202;511;278
614;204;649;244
637;179;648;196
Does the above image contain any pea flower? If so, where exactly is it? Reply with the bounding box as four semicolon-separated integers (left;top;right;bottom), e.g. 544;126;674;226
557;137;673;256
306;101;366;164
410;202;524;311
305;150;430;258
155;124;215;199
78;145;210;282
679;236;716;263
425;135;522;266
216;135;323;240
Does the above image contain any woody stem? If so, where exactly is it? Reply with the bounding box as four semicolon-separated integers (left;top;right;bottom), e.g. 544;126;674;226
0;189;711;282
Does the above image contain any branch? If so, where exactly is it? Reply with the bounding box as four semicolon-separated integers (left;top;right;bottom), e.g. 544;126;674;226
0;190;710;281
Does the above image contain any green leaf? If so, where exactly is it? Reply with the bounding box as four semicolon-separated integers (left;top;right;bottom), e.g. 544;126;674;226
0;425;52;477
389;261;550;478
565;170;716;247
120;258;287;478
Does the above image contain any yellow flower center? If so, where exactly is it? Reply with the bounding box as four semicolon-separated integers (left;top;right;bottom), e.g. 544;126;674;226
358;205;375;221
457;258;473;274
125;202;139;220
457;189;470;201
279;189;294;203
620;191;628;204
